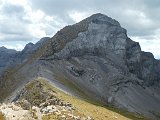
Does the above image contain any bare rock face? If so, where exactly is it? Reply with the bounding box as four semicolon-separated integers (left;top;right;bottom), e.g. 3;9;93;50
44;13;160;86
126;38;160;86
54;14;127;59
39;13;160;119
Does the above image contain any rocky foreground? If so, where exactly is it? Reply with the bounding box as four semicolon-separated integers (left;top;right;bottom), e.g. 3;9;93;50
0;101;92;120
0;79;131;120
0;80;93;120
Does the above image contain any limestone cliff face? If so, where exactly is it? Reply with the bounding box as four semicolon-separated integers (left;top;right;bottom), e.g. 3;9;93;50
126;38;160;86
54;14;127;59
43;13;160;86
42;14;127;59
0;13;160;119
38;13;160;119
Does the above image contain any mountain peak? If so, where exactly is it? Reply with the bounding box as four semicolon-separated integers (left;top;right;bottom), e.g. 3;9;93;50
22;42;34;52
1;13;160;120
50;13;127;60
86;13;120;26
0;46;6;49
25;42;34;48
0;46;17;54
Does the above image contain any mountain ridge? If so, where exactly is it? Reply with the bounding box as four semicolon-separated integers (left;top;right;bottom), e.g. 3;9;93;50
0;13;160;119
0;37;50;75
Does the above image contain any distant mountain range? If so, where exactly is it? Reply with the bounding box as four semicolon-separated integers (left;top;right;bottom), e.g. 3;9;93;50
0;13;160;120
0;37;50;75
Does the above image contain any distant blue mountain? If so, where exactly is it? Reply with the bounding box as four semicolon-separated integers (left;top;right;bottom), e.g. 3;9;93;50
0;37;50;75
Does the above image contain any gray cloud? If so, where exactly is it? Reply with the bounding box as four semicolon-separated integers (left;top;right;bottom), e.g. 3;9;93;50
1;3;24;16
0;33;33;41
1;0;160;40
0;19;28;35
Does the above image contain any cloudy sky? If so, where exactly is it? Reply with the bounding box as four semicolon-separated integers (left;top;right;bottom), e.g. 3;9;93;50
0;0;160;58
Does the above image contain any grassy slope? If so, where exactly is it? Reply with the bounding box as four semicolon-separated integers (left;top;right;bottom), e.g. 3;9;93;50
40;74;149;120
38;78;149;120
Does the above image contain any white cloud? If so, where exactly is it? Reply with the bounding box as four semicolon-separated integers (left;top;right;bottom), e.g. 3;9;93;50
23;9;45;23
28;25;46;38
131;36;160;59
0;0;65;42
7;0;28;6
69;11;90;22
45;16;54;22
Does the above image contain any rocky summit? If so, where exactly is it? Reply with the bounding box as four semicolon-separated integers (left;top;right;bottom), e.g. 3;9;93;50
0;13;160;120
